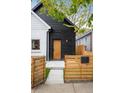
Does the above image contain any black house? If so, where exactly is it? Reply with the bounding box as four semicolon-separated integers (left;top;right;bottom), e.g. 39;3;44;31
32;3;75;61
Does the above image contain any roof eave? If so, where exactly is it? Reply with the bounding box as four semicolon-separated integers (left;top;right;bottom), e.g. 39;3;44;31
31;10;51;30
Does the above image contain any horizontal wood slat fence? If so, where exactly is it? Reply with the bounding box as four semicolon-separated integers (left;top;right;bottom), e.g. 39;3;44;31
64;52;93;82
76;45;85;55
31;56;45;88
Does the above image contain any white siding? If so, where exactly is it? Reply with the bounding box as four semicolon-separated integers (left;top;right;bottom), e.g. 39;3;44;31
76;34;92;51
31;13;50;56
85;35;91;51
31;15;48;30
87;35;92;50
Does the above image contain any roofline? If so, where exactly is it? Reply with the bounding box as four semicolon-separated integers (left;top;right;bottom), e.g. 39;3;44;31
76;30;92;40
32;2;42;10
32;2;43;11
64;18;75;26
32;2;75;26
31;10;51;29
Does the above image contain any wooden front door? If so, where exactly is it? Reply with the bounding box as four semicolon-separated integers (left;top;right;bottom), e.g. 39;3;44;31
53;40;61;60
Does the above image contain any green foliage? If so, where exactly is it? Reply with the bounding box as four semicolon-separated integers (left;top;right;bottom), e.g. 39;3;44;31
40;0;93;33
40;0;65;21
45;68;50;78
87;14;93;28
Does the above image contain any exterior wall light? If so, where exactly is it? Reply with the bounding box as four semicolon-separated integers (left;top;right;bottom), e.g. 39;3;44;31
66;40;68;43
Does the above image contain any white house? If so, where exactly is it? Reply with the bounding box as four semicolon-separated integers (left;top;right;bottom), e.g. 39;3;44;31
31;11;51;57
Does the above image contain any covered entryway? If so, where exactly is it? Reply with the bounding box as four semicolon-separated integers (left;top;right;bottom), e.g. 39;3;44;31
53;40;61;60
47;30;75;61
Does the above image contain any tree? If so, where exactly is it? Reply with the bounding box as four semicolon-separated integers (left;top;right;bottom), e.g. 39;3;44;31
39;0;93;33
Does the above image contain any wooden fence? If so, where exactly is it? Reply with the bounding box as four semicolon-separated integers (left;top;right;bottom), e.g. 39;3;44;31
64;52;93;82
76;45;86;55
31;56;45;88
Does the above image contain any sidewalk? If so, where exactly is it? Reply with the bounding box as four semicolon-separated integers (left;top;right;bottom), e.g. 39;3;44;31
32;82;93;93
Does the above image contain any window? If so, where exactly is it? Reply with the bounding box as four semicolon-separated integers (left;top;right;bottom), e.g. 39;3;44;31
32;39;40;50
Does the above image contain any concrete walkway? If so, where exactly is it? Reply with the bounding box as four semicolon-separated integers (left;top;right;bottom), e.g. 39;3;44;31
46;61;64;69
45;61;64;84
32;82;93;93
45;70;64;84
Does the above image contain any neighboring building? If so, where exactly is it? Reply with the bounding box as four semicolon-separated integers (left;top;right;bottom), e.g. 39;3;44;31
32;3;75;60
31;11;51;57
76;30;92;51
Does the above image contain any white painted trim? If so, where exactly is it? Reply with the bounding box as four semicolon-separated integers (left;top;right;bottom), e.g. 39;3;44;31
31;10;51;29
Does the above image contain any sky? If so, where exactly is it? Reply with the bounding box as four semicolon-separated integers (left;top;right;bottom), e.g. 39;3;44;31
32;0;39;8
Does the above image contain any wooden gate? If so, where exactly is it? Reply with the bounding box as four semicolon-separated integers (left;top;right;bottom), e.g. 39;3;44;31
31;56;45;87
